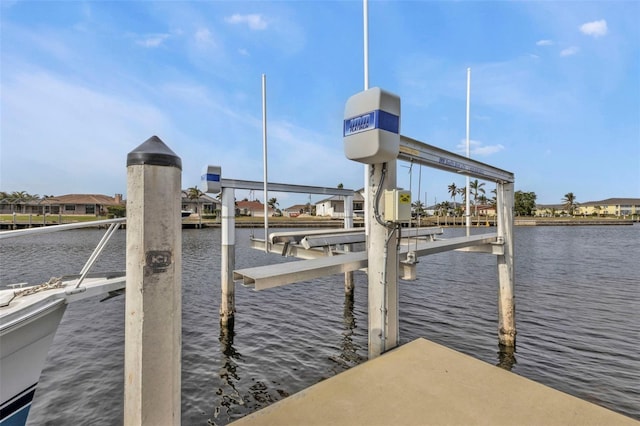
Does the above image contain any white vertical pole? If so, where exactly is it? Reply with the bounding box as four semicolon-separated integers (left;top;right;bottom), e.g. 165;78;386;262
262;74;269;251
220;187;236;325
125;136;181;425
363;0;370;238
496;181;516;347
465;67;471;235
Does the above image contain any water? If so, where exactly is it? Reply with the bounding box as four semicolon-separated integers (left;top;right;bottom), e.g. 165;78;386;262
1;225;638;424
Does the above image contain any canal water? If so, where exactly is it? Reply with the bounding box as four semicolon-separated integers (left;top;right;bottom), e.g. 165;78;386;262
1;224;638;424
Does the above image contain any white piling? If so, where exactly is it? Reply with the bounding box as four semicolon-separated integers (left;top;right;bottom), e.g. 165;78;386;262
367;161;399;358
496;181;516;347
220;187;236;325
125;135;182;425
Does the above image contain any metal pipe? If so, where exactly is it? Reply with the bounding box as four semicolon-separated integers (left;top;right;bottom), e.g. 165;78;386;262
262;73;269;252
76;221;122;288
466;67;471;235
0;217;126;239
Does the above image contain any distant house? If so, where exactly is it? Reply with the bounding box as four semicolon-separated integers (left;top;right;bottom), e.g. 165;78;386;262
181;191;219;216
575;198;640;217
536;198;640;217
315;190;364;219
236;200;274;217
283;204;309;217
0;194;125;216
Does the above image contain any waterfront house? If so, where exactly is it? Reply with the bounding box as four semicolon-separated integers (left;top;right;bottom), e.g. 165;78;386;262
181;191;219;216
574;198;640;217
283;204;309;217
236;200;274;217
315;190;364;219
536;198;640;217
0;194;124;216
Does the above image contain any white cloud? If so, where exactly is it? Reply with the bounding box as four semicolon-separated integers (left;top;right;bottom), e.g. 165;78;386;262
536;39;554;46
136;33;170;48
456;139;504;156
560;46;580;57
225;14;268;31
194;28;216;46
580;19;608;37
1;72;171;194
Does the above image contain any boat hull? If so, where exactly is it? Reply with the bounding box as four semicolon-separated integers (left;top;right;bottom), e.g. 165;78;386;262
0;299;66;426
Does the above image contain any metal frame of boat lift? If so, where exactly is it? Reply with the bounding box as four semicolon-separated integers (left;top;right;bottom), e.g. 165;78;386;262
220;134;515;355
231;135;514;288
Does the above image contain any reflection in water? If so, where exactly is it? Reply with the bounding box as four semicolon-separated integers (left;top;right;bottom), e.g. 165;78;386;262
340;291;365;366
496;344;517;371
213;320;244;423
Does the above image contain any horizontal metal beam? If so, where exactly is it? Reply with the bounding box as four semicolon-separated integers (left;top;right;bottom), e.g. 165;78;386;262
401;233;500;259
0;218;126;240
233;251;368;290
399;135;514;183
239;232;501;290
221;178;355;196
269;228;362;244
250;239;332;259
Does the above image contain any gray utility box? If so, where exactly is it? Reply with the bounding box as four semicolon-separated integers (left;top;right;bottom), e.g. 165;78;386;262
343;87;400;164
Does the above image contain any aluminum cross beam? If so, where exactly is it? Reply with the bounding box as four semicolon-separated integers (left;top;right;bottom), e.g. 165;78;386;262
399;135;514;183
221;178;354;196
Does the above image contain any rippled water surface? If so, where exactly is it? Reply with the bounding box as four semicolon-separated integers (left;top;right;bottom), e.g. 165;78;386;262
1;224;638;424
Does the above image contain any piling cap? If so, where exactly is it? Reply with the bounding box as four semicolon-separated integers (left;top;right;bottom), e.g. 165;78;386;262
127;135;182;169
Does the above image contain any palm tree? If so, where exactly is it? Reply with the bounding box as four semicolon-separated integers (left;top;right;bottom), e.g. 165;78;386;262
411;200;425;217
268;197;281;216
11;191;37;214
562;192;577;216
592;205;602;217
448;183;458;212
469;179;485;219
187;186;204;214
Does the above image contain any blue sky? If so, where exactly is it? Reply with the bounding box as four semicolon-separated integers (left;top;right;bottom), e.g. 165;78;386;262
2;1;639;208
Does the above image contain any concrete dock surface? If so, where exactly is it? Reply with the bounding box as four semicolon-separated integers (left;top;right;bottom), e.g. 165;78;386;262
231;338;637;426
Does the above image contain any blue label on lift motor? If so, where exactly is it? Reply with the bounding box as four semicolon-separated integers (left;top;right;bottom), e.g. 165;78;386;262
343;110;399;137
203;173;220;182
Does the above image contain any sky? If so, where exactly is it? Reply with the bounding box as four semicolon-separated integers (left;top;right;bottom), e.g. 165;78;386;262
1;1;639;208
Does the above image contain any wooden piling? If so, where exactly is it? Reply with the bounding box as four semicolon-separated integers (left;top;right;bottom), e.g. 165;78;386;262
124;135;182;425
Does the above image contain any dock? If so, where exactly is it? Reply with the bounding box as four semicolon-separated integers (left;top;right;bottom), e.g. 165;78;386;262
231;338;637;426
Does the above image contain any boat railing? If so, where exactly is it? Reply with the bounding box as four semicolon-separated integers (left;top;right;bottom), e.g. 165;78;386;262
0;218;126;289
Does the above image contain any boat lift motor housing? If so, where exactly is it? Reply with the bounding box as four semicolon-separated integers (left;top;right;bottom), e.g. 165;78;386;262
343;87;401;164
201;165;221;194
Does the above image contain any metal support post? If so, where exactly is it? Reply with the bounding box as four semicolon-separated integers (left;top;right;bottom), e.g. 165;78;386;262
220;187;236;326
124;135;182;425
496;181;516;347
367;161;399;359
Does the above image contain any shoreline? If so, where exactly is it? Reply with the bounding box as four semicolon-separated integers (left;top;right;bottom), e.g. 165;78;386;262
0;216;636;230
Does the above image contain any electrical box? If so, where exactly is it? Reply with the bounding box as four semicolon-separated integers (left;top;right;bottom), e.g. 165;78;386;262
200;165;221;194
384;189;411;222
343;87;400;164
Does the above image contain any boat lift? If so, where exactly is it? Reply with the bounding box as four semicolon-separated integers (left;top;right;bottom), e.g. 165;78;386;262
212;129;514;355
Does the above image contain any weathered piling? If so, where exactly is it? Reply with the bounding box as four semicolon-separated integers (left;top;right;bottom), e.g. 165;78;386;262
496;182;516;347
367;161;399;358
124;135;182;425
220;187;236;326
